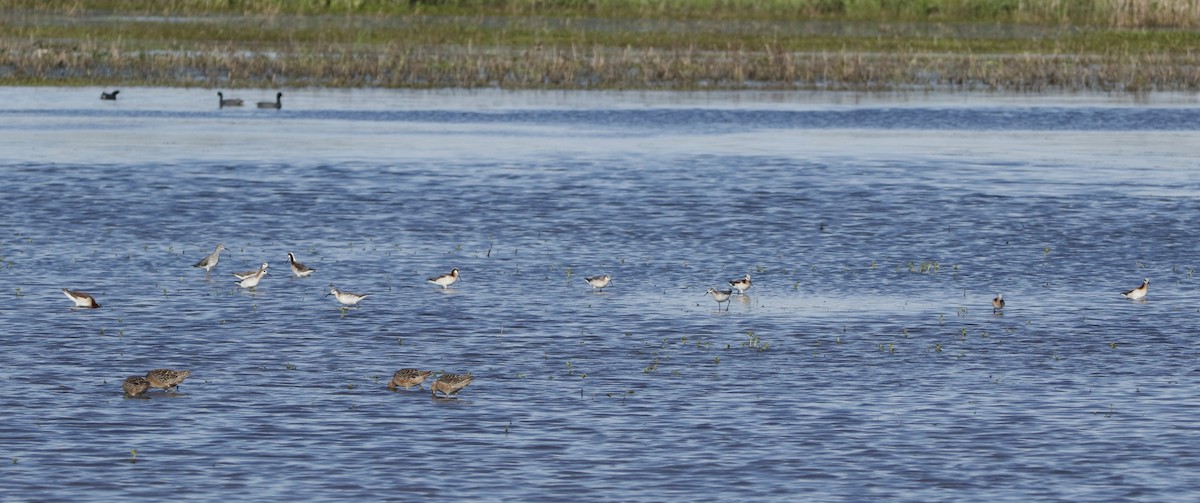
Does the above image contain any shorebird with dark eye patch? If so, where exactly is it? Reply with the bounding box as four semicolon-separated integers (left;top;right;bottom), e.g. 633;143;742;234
1121;278;1149;300
144;369;191;393
431;372;474;398
123;376;151;397
729;273;752;295
705;287;732;311
387;369;433;391
427;268;460;289
235;263;268;289
232;262;268;281
992;293;1005;313
584;274;612;291
62;288;101;308
193;243;227;273
328;287;368;307
287;252;315;278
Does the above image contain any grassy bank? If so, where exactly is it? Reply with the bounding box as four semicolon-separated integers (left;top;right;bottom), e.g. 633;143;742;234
4;0;1200;91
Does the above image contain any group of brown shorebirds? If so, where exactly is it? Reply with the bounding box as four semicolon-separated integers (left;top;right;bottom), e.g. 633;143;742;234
63;243;475;400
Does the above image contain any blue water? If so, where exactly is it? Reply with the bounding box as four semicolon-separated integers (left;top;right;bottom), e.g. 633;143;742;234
2;87;1200;501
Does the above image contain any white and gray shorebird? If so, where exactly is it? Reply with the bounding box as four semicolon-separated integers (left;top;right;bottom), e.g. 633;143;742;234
992;293;1005;313
427;268;460;289
705;287;733;311
232;262;269;281
287;252;315;278
328;287;368;307
235;263;268;289
62;288;101;308
729;273;752;295
584;274;612;291
1121;278;1150;300
257;92;282;109
217;91;243;107
193;243;227;273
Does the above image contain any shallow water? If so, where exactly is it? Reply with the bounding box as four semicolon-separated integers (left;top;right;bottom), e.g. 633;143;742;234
2;87;1200;501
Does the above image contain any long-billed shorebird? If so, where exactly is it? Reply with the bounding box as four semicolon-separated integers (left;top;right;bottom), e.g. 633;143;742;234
427;268;460;289
193;243;227;273
585;274;612;291
122;376;151;397
328;287;368;307
1121;278;1150;300
431;372;474;398
729;273;752;295
232;262;269;281
235;263;268;289
705;287;733;311
144;369;191;392
387;368;433;391
287;252;315;278
992;293;1005;313
61;288;101;308
217;91;243;108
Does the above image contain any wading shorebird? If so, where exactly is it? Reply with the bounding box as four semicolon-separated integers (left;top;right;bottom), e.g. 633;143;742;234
1121;278;1150;300
257;92;283;109
232;262;269;281
328;287;368;307
235;263;268;289
193;243;227;273
584;274;612;291
61;288;101;308
705;287;733;311
287;252;315;278
387;369;433;391
427;268;460;289
729;273;752;295
122;376;151;397
992;293;1005;313
100;90;119;100
144;369;191;392
431;372;474;398
217;91;243;107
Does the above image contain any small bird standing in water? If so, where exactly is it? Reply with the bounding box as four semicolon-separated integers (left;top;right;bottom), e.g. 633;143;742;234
193;243;227;274
992;293;1005;313
729;273;752;295
584;274;612;291
427;268;460;289
328;287;368;307
232;262;269;281
705;287;733;311
122;376;151;397
287;252;315;278
1121;278;1150;300
144;369;191;392
431;372;474;398
61;288;101;308
387;369;433;391
235;263;268;289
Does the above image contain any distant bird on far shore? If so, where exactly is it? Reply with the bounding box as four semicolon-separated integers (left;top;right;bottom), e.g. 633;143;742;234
729;273;752;295
100;90;119;100
1121;278;1150;300
218;91;243;107
992;293;1005;313
62;288;100;308
193;243;227;273
585;274;612;291
428;268;460;289
287;252;315;278
257;92;282;109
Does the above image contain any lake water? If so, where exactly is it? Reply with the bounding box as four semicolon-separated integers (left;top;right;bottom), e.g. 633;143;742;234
2;87;1200;501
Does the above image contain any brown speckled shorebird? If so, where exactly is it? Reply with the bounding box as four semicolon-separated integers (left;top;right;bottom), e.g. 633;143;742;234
431;372;474;398
122;376;151;397
992;293;1005;313
145;369;192;392
387;368;433;391
62;288;101;308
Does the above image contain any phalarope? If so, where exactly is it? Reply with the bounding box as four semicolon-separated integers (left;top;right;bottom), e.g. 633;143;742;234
427;268;460;289
61;288;100;308
328;287;368;306
287;252;315;278
729;273;752;295
232;262;269;281
387;368;433;390
585;274;612;291
431;372;474;398
144;369;191;392
235;263;268;289
122;376;151;397
1121;278;1150;300
705;287;733;311
193;243;227;273
992;293;1005;313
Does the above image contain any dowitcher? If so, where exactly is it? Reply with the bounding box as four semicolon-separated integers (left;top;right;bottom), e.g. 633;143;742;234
431;372;474;398
427;268;460;289
61;288;100;308
193;243;227;273
144;369;191;392
729;273;752;295
122;376;151;397
387;368;433;390
287;252;315;278
1121;278;1150;300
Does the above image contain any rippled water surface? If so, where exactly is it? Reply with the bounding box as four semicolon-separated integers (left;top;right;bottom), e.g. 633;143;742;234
2;87;1200;501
